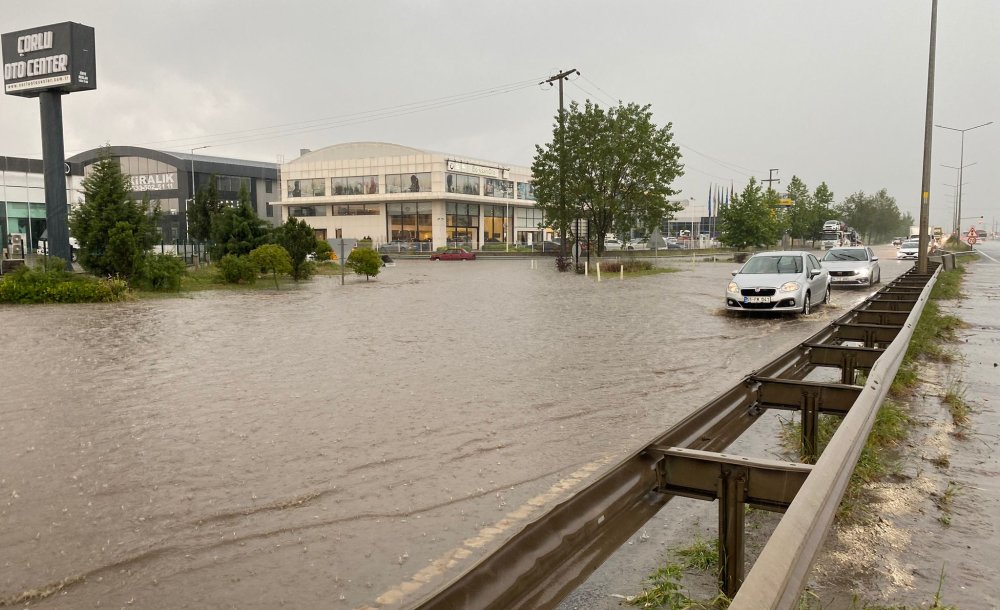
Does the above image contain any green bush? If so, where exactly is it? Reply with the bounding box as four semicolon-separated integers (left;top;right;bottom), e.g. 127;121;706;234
599;259;654;273
138;254;186;291
0;261;129;303
217;254;258;284
346;247;382;280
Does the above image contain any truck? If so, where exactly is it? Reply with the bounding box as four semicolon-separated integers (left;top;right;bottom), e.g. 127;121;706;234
909;225;920;241
932;226;943;244
821;229;846;249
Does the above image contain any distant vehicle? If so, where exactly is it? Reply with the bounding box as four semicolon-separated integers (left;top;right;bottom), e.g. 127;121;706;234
430;248;476;261
725;250;831;315
380;240;416;253
821;247;880;287
908;225;920;241
892;237;903;246
534;241;564;252
820;230;846;249
664;242;684;250
823;219;847;232
604;239;623;251
625;238;648;251
897;240;920;259
36;236;80;261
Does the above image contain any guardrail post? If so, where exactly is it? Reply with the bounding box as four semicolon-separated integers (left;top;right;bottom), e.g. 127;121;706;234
801;392;819;462
718;465;747;597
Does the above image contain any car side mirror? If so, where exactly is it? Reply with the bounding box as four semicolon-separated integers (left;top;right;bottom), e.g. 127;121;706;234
871;256;878;261
810;269;822;278
731;270;739;277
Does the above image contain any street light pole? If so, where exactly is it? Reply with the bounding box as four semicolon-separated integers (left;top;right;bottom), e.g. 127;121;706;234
940;163;974;235
935;121;992;245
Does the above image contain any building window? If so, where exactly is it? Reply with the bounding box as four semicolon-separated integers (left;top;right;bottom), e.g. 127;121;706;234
446;202;480;249
265;179;273;194
514;206;543;228
332;175;378;195
290;205;327;217
287;178;326;198
332;203;381;216
482;204;510;243
517;182;535;201
386;202;432;244
445;173;480;195
386;172;431;194
215;175;250;193
266;202;274;217
484;178;514;199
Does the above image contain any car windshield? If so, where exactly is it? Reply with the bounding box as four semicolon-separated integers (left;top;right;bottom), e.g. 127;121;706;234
823;248;867;261
741;255;802;274
902;241;919;248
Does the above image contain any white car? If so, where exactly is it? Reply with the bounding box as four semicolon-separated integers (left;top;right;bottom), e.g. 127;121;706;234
821;247;881;287
604;239;623;251
725;250;831;315
897;240;920;260
625;238;648;251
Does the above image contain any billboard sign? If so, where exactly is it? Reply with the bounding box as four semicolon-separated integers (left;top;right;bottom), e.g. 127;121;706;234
2;22;96;97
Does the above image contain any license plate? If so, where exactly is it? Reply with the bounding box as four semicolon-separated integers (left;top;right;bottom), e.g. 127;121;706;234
744;296;771;304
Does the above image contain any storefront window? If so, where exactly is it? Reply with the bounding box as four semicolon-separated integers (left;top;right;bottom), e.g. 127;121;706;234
290;205;327;217
514;206;544;228
482;204;510;243
445;173;480;195
386;172;431;194
517;182;536;201
387;202;433;246
484;178;514;199
332;175;378;195
446;202;480;249
287;178;326;198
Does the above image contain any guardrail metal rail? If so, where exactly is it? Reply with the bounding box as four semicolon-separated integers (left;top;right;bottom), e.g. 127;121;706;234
413;263;941;610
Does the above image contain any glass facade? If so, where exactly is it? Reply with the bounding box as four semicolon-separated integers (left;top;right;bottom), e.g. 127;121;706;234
445;173;480;195
387;202;432;243
332;203;380;216
484;178;514;199
332;175;378;195
290;205;327;217
386;172;431;194
517;182;535;200
482;204;511;243
287;178;326;197
514;207;543;229
446;202;479;249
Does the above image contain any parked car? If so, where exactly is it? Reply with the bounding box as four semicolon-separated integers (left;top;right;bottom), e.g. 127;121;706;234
897;240;920;260
534;240;565;253
604;239;623;251
725;250;831;314
820;247;880;287
430;248;476;261
625;238;648;251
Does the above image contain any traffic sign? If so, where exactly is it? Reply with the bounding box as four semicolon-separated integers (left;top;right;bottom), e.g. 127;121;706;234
968;235;977;246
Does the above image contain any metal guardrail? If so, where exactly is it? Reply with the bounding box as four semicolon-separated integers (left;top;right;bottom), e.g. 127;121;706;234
413;264;940;610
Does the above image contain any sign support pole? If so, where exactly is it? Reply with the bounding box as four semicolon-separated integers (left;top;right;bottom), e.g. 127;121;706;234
39;90;72;269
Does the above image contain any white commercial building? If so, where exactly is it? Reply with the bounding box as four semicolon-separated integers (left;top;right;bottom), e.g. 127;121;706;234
272;142;543;251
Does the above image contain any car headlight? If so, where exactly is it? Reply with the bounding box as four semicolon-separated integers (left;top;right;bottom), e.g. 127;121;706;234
779;281;800;293
856;268;869;276
727;282;739;294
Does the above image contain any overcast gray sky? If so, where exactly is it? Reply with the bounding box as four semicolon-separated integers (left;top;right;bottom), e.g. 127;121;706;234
3;0;997;231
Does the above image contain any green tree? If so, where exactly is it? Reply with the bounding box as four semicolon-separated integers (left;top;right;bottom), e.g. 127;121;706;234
717;177;782;250
273;216;317;280
70;146;161;280
531;100;684;257
346;247;382;281
249;244;292;289
209;184;271;261
314;238;333;261
186;174;221;242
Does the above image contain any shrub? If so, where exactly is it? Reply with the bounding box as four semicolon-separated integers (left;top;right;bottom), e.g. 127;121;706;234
0;262;129;303
315;239;333;261
217;254;258;284
346;247;382;280
249;244;293;289
138;254;186;292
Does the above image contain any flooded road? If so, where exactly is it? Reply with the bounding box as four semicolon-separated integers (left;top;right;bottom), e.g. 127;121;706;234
0;249;909;609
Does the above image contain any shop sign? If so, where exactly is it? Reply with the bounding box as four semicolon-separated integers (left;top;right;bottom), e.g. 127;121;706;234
130;173;177;192
2;22;96;97
447;160;509;180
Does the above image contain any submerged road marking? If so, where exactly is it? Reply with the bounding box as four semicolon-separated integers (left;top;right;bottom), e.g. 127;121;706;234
367;455;617;608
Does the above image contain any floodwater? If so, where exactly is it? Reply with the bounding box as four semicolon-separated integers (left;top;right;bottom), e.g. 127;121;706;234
1;249;908;609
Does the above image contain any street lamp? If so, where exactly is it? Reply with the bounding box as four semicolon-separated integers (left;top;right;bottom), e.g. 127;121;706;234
934;121;992;241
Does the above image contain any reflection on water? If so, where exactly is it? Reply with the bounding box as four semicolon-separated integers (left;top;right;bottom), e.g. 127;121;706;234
0;257;904;608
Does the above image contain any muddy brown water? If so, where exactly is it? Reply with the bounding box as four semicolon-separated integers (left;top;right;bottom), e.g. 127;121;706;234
1;250;909;609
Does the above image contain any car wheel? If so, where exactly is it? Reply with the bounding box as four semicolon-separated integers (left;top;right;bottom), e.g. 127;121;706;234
801;291;811;315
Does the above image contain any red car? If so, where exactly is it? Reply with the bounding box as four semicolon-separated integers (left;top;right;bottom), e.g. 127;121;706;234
430;248;476;261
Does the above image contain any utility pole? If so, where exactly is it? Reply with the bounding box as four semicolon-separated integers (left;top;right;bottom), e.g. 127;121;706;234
761;169;780;192
917;0;938;273
541;68;579;264
940;163;973;235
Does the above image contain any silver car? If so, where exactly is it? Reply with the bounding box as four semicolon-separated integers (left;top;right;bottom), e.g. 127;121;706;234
821;247;881;287
897;240;920;259
725;251;831;314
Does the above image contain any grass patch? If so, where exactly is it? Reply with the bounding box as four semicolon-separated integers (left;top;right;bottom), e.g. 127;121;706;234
941;381;970;426
627;538;729;609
